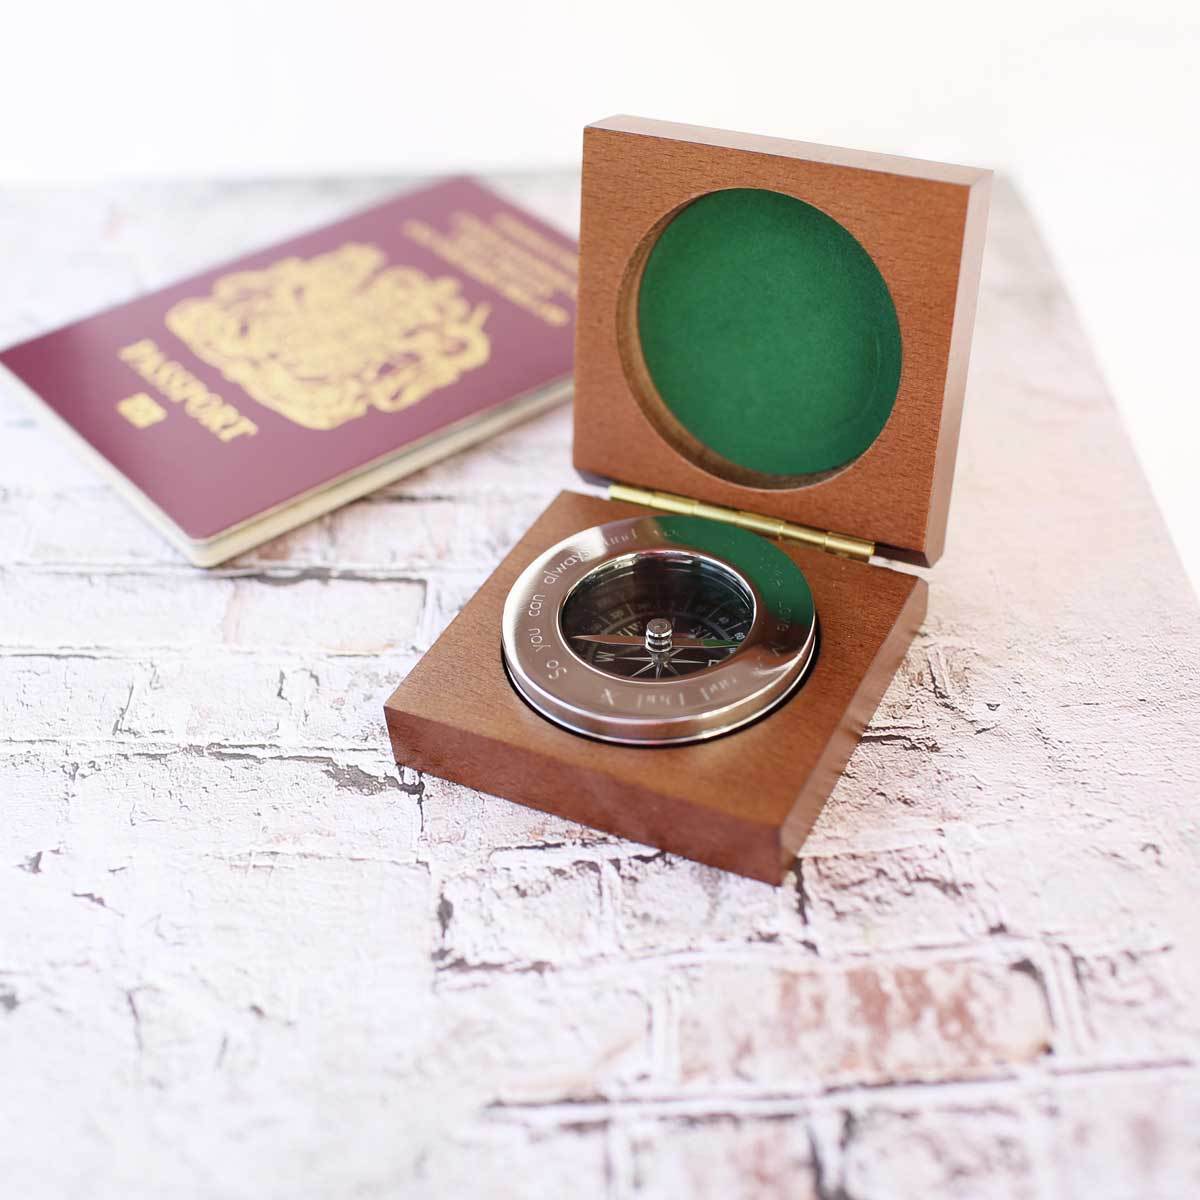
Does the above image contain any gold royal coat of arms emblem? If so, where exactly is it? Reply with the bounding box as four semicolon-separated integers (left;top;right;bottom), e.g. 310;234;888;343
166;243;491;431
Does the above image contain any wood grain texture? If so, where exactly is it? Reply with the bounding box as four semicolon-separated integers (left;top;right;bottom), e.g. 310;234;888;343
1;173;1198;1200
574;116;992;566
385;490;925;883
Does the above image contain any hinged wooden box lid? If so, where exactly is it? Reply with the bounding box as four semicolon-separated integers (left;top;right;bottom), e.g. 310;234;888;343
573;115;992;566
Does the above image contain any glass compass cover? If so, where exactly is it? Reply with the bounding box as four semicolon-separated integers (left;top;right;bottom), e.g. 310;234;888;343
501;514;817;745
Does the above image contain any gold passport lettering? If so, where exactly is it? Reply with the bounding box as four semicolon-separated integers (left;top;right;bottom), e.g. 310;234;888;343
116;392;167;429
118;340;259;442
163;244;491;432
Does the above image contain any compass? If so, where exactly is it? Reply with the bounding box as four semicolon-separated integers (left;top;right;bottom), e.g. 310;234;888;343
501;514;817;745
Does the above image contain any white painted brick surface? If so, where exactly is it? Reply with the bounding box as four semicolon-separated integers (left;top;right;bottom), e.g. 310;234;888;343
673;955;1053;1089
840;1104;1038;1200
626;1116;819;1199
1;175;1197;1199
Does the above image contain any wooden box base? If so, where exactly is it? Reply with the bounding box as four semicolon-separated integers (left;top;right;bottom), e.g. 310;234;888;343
384;491;926;883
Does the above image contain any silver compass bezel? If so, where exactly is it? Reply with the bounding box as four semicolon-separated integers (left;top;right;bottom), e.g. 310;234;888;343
500;515;817;746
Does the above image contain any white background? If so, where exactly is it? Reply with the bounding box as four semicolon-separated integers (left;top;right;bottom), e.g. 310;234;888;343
3;1;1197;590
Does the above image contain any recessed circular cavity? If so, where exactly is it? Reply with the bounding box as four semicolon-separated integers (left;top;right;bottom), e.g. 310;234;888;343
635;188;902;481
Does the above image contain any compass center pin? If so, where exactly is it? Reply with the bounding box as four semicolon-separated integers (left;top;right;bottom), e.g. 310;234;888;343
644;617;673;655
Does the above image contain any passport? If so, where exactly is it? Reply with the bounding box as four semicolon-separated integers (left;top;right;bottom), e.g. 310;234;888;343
0;178;577;565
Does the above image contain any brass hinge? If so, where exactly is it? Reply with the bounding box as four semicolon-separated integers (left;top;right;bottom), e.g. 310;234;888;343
608;484;875;562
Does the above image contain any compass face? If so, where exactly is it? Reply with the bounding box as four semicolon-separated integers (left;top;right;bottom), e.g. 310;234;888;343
560;555;753;679
501;514;818;746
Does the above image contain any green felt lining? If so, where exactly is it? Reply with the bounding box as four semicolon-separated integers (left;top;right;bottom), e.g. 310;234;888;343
635;188;901;480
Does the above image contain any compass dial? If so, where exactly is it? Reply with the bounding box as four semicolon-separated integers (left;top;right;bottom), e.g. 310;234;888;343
501;514;817;746
561;556;753;679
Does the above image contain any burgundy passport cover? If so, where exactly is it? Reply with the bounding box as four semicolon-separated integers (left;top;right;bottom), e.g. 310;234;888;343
0;177;577;551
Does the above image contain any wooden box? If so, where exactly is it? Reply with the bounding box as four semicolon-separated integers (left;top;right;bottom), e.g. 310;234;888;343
385;116;991;883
